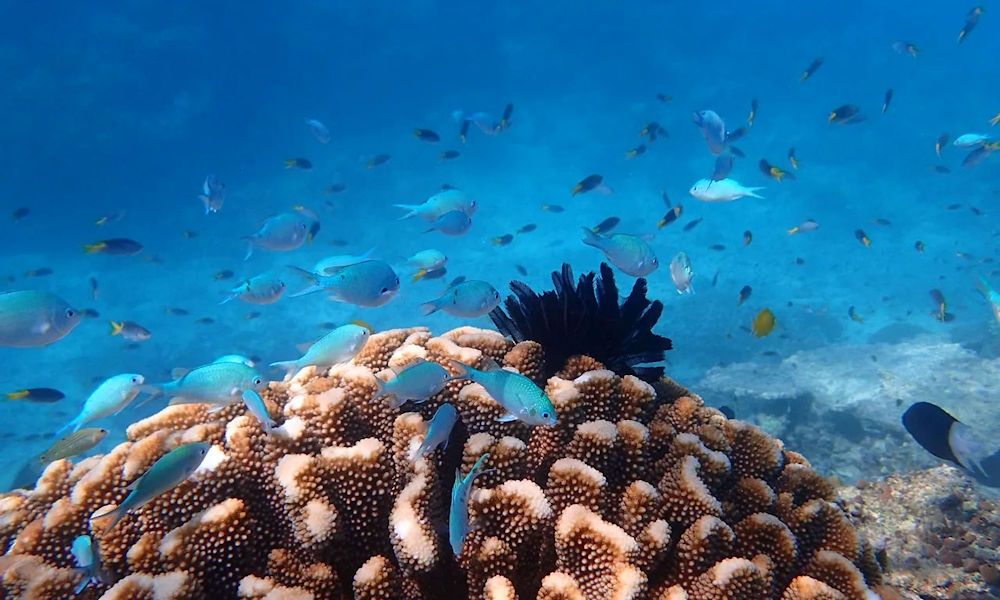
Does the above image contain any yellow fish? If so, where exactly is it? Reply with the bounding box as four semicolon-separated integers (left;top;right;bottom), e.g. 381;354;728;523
751;308;776;338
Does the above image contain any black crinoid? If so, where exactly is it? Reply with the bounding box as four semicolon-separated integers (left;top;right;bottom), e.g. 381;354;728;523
488;262;672;382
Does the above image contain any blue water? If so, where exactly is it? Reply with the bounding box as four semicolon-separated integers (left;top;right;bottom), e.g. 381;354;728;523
1;2;997;486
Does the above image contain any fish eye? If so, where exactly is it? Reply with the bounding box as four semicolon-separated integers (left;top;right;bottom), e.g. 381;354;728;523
131;376;140;383
543;412;550;419
65;308;76;318
253;377;263;385
381;287;388;293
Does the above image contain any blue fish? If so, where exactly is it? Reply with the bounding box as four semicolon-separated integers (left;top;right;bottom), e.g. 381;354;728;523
449;360;557;426
0;290;82;347
372;359;452;408
243;210;314;260
449;452;491;556
420;280;501;317
289;260;400;307
58;374;145;435
424;210;472;236
411;403;458;461
241;389;276;435
70;535;106;593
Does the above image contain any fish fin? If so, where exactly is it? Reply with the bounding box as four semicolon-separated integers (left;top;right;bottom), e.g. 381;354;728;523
55;416;79;438
479;357;502;371
109;321;124;336
747;188;766;199
74;568;92;594
413;269;427;282
82;242;105;254
4;390;28;401
198;195;211;214
393;204;421;220
89;504;123;529
446;359;472;380
205;403;230;414
495;413;518;423
286;266;323;297
242;238;255;261
580;227;603;248
419;301;440;316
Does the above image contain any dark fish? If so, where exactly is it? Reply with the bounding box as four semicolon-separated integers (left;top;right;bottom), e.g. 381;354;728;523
915;240;925;253
936;133;949;157
729;146;746;158
929;289;948;321
195;317;215;325
3;388;64;403
541;204;565;213
592;217;620;234
328;239;348;246
958;6;983;43
164;307;189;316
214;269;235;281
759;159;795;182
515;264;528;276
848;306;864;323
738;285;752;305
183;231;198;239
683;218;703;232
971;206;983;216
94;210;126;226
439;150;461;161
946;203;962;210
308;219;321;244
747;98;758;127
743;230;752;246
245;312;261;321
11;207;29;222
492;234;514;246
572;174;604;196
459;120;470;144
711;270;720;287
625;144;647;159
882;89;893;114
440;183;459;190
421;268;448;281
366;154;391;168
317;321;336;330
854;229;871;247
829;105;865;125
640;122;661;137
660;190;671;208
708;244;726;251
871;218;892;226
656;93;672;103
23;268;53;278
91;278;99;301
800;57;824;81
500;103;514;130
284;158;312;170
725;127;748;143
658;206;682;228
788;147;799;169
902;402;997;483
414;129;440;142
718;405;735;419
323;183;347;194
80;308;100;319
83;238;143;256
930;165;951;174
517;224;537;234
963;143;997;168
795;257;805;265
711;153;735;181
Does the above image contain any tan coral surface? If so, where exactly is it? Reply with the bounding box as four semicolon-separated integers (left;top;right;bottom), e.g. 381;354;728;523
1;327;884;600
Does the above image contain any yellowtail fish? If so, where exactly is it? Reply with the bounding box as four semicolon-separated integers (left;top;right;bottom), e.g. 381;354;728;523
38;428;108;465
800;57;823;81
284;158;312;170
110;321;151;342
414;129;440;142
493;234;514;246
787;219;818;235
929;289;950;322
752;308;776;337
541;204;564;213
91;442;210;530
848;306;865;322
658;206;682;228
936;133;949;156
572;174;611;196
82;238;143;256
855;229;871;247
323;183;347;194
591;217;620;234
759;159;795;182
747;98;758;126
828;104;865;125
625;144;647;159
4;388;64;403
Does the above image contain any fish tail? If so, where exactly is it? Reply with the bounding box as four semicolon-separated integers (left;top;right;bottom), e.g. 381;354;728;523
286;266;323;297
747;188;766;199
134;384;164;408
787;227;799;235
109;321;124;336
89;504;125;530
74;567;93;594
3;390;27;401
413;269;427;282
55;416;80;437
393;204;421;220
242;238;255;261
82;242;105;254
580;227;603;248
445;359;473;381
419;301;440;316
268;360;299;378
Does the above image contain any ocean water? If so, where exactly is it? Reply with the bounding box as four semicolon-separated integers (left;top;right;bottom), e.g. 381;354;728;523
1;2;998;489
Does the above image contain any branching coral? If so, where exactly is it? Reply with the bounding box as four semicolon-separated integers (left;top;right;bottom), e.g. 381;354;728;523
0;326;882;600
489;263;673;383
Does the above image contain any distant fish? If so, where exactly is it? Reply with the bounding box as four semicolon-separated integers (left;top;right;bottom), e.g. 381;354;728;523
828;104;865;125
689;178;764;202
743;230;752;246
848;306;865;323
788;147;799;169
323;183;347;195
214;269;235;281
930;165;951;174
221;273;286;305
164;307;189;316
367;154;391;168
0;290;82;347
515;264;527;276
625;144;647;159
414;129;440;142
284;158;312;170
656;93;673;103
708;244;725;251
58;374;145;435
891;41;919;57
420;280;501;317
787;219;819;235
198;174;226;214
758;159;795;182
737;285;752;306
243;210;313;259
957;6;983;44
396;189;477;222
658;206;682;228
541;204;565;213
936;133;949;156
572;174;612;196
517;224;536;234
492;234;514;246
500;103;514;131
800;57;823;81
94;210;126;226
929;289;952;322
751;308;776;337
692;110;727;154
854;229;872;247
305;118;331;143
581;228;658;277
109;321;151;342
83;238;143;256
915;240;925;253
424;210;472;236
882;89;893;114
592;217;621;234
977;277;1000;324
439;150;461;161
669;252;695;294
3;388;64;403
23;268;53;278
11;207;29;222
683;218;702;232
747;98;758;127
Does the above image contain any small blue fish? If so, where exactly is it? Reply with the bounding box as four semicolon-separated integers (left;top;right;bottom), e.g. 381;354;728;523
91;442;210;529
372;359;452;408
581;228;658;277
395;189;478;222
221;272;287;305
145;362;266;407
424;210;472;236
241;389;276;435
198;174;226;214
0;290;82;347
448;360;557;426
270;324;371;376
71;535;106;593
305;118;331;143
420;280;500;317
313;248;375;275
411;403;458;460
243;211;314;260
289;260;400;307
58;374;145;435
450;452;491;556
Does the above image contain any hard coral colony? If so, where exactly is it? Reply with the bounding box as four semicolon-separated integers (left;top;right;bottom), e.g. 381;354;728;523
0;266;883;600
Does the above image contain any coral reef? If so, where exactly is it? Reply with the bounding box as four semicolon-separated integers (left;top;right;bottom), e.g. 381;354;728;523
489;262;673;382
0;326;882;599
839;465;1000;600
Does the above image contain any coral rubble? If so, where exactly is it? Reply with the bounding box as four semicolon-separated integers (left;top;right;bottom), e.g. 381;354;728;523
1;326;882;599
